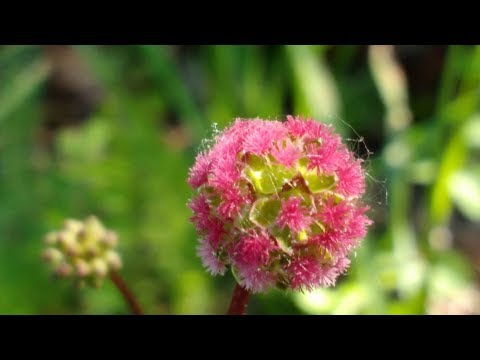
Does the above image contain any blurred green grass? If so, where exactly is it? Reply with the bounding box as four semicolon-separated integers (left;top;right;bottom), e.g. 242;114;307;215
0;45;479;314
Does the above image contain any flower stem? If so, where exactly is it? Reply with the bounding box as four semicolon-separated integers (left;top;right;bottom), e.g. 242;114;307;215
227;283;250;315
110;270;144;315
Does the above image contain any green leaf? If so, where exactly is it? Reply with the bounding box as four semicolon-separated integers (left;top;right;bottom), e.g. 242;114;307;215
429;130;467;225
463;114;480;149
448;168;480;221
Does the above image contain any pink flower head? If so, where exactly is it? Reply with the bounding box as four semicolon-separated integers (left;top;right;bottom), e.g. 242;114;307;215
188;116;372;293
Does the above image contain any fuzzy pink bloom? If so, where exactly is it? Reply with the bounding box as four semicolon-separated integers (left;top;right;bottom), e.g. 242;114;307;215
313;198;372;255
218;187;248;219
333;256;351;274
345;207;372;240
305;136;343;174
232;232;273;268
288;255;351;291
243;120;287;155
205;217;226;247
309;230;346;255
209;156;240;189
197;238;226;275
318;198;352;230
231;233;277;292
188;194;211;231
286;115;324;140
271;139;302;167
188;116;372;293
187;152;211;188
237;268;276;293
336;157;366;197
277;197;311;232
287;257;335;291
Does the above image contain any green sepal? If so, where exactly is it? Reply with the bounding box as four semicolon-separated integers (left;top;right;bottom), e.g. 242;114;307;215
249;197;281;228
310;220;326;235
296;157;337;194
271;226;293;254
231;266;242;284
245;154;297;195
303;169;336;194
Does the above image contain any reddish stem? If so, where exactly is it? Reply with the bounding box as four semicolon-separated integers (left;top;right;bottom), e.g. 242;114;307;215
227;283;250;315
110;271;144;315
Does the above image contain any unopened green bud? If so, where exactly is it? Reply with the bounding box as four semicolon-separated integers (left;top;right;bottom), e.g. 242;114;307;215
84;243;100;257
73;259;91;277
91;258;108;277
84;215;105;239
44;231;59;245
58;232;81;257
55;263;73;277
58;231;76;248
64;219;84;234
105;250;122;271
77;228;87;242
100;231;118;248
42;248;63;265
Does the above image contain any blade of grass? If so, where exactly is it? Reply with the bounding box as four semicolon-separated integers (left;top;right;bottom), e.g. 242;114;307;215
0;58;50;126
137;45;205;140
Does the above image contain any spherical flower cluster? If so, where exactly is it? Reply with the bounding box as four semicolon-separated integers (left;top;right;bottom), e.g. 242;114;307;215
188;116;372;293
42;216;122;288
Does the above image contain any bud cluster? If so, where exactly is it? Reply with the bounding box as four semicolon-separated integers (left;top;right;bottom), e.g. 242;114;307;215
42;216;122;288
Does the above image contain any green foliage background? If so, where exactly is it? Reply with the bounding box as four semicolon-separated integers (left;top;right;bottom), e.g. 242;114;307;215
1;45;479;314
